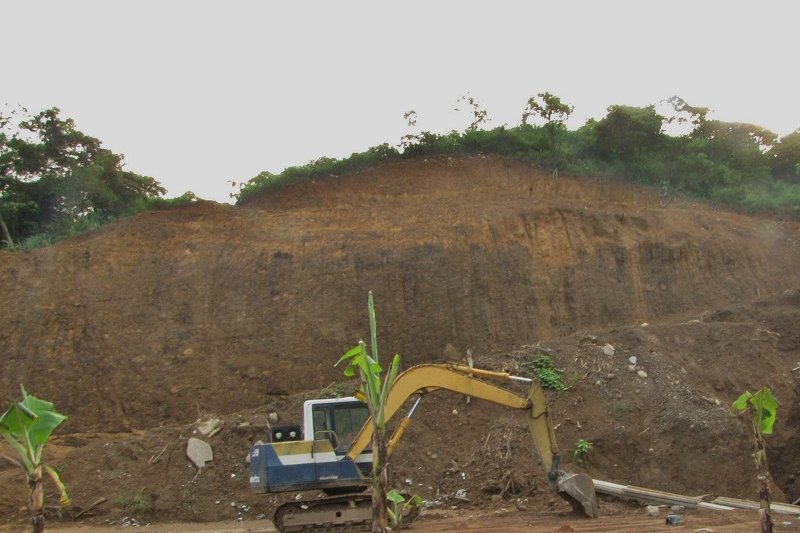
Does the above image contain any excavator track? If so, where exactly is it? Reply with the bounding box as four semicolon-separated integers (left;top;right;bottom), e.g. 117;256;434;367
273;493;420;533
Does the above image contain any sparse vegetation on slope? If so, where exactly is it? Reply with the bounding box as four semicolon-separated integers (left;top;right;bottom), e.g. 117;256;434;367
237;94;800;216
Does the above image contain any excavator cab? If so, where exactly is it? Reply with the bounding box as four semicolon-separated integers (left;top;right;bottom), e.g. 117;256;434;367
308;399;370;456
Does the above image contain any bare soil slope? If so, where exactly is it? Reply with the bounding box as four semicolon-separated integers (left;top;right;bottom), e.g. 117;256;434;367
1;155;799;527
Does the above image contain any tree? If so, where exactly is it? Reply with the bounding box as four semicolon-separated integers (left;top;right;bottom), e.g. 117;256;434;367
0;386;70;533
521;92;574;160
731;388;778;533
594;104;666;162
691;120;776;183
0;106;165;247
660;95;710;136
399;110;421;150
521;92;574;127
336;292;402;533
454;93;490;132
769;129;800;183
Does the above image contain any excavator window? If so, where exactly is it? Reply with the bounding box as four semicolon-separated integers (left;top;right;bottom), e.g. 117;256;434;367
312;401;370;455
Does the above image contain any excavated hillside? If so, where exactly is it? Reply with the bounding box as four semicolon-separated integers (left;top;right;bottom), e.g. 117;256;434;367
1;155;799;526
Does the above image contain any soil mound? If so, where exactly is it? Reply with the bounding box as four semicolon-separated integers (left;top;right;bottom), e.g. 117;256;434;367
1;155;798;526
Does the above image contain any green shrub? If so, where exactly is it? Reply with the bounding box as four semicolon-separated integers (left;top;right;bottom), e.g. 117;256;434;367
521;354;566;391
574;438;592;461
114;489;150;516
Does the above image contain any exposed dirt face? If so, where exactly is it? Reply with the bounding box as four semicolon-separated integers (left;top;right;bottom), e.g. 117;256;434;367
0;155;799;527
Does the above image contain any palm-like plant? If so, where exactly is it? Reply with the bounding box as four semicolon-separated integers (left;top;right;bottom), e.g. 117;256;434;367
0;386;70;533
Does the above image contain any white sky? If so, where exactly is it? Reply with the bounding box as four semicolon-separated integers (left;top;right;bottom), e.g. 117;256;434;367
4;1;798;203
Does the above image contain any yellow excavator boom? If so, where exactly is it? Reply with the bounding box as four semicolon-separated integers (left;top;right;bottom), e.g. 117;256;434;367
344;363;598;517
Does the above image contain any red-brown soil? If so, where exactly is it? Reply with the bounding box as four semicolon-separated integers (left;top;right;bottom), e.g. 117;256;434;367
2;507;796;532
1;155;799;530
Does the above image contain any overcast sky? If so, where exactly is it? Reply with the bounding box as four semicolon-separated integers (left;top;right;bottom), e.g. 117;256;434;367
4;1;798;203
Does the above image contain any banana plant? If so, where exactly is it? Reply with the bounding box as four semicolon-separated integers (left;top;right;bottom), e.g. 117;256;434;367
731;387;778;533
387;489;422;530
336;291;402;533
0;385;70;533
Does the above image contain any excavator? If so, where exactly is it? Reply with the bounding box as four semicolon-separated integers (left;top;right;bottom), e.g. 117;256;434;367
249;363;598;532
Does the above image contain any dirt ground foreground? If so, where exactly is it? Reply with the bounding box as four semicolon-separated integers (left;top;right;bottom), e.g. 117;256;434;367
2;507;799;533
1;156;799;531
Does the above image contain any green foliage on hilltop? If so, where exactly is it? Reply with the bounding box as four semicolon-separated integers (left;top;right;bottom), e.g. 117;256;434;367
236;94;800;216
237;144;400;202
0;106;188;250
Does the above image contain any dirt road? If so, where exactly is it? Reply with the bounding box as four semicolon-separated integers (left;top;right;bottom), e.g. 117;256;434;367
4;508;798;533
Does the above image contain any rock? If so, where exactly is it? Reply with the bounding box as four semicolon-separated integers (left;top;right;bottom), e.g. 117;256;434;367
627;365;637;372
646;505;660;517
670;505;685;513
665;514;683;525
243;366;260;379
637;370;648;378
268;412;279;423
186;437;213;468
628;356;637;366
601;343;615;356
197;418;223;437
442;343;461;360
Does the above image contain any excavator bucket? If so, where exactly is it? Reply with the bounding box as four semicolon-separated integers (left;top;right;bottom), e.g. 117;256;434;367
557;472;598;518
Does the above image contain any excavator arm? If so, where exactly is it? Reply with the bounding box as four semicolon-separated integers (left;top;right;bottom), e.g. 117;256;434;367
344;363;598;517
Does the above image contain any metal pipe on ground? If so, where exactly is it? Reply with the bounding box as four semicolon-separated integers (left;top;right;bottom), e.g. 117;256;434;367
592;479;800;515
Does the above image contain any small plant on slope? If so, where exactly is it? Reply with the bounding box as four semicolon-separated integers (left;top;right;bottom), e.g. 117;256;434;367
0;386;70;533
522;354;566;391
574;438;593;462
731;387;778;533
386;489;422;530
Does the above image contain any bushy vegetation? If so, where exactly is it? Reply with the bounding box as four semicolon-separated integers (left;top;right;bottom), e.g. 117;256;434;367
1;106;193;250
236;94;800;216
5;95;799;250
236;144;401;202
521;354;566;391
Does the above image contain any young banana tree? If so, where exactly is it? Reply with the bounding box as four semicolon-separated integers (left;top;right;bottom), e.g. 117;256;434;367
0;385;70;533
731;387;778;533
337;291;402;533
